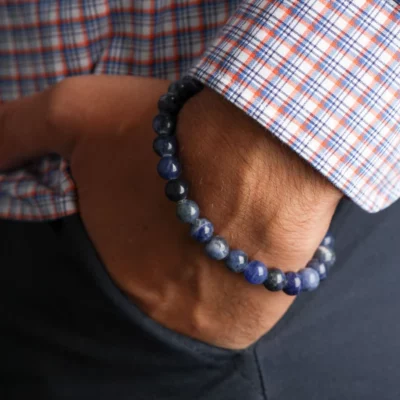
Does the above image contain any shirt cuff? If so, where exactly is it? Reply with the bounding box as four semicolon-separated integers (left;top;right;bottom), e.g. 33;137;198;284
189;0;400;213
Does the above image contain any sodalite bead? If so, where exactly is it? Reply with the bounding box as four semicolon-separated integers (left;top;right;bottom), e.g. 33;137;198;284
165;179;188;202
172;76;204;100
299;267;320;292
321;232;335;248
153;136;177;157
307;259;327;280
158;93;183;114
263;268;286;292
244;261;268;285
176;200;199;223
314;245;336;269
225;250;248;273
152;113;176;136
283;272;302;296
205;236;230;260
191;218;214;243
157;156;181;180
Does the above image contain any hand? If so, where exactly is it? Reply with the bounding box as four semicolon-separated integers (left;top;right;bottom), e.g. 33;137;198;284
0;75;342;349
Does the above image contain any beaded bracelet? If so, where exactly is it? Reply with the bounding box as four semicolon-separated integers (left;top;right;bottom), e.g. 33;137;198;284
152;76;336;296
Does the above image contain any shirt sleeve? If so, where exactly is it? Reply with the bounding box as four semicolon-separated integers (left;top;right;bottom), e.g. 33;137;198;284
189;0;400;213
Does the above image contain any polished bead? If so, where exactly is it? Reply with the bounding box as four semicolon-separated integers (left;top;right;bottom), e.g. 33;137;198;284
153;136;177;157
168;81;181;94
244;261;268;285
263;268;286;292
165;179;188;202
307;259;327;280
157;156;181;180
205;236;230;260
314;245;336;269
321;232;335;248
158;93;183;114
152;113;176;136
190;218;214;243
173;76;204;100
299;267;320;292
283;272;302;296
176;200;200;223
225;250;248;273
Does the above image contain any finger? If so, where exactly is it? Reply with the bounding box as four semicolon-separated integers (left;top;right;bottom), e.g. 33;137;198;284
0;75;167;170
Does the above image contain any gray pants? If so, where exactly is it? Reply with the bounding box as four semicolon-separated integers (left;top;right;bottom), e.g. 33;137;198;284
1;198;399;399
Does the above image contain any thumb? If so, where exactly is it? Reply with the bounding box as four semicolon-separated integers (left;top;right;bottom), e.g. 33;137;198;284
0;85;77;170
0;75;168;171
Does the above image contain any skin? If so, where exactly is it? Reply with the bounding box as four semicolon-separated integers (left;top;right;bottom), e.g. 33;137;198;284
0;76;342;349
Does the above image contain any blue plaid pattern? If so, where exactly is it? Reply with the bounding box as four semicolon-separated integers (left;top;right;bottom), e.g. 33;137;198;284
0;0;399;219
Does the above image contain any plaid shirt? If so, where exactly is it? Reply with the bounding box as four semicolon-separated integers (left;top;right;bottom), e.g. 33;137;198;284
0;0;399;220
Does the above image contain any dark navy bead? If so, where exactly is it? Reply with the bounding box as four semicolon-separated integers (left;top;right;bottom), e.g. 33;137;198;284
168;81;181;94
314;245;336;269
191;218;214;243
263;268;286;292
157;156;181;180
153;136;177;157
165;179;188;202
152;113;176;136
299;267;320;292
205;236;230;260
158;93;183;114
321;232;335;248
174;76;204;100
307;259;327;280
176;200;199;223
244;261;268;285
225;250;248;273
283;272;302;296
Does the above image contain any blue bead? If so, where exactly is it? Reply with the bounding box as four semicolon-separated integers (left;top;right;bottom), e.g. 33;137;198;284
263;268;286;292
283;272;302;296
321;232;335;248
244;261;268;285
167;77;203;102
205;236;230;260
306;259;327;280
157;156;181;180
165;179;188;202
190;218;214;243
153;136;177;157
225;250;248;273
158;93;183;114
314;245;336;269
152;113;176;136
299;267;320;292
176;200;199;223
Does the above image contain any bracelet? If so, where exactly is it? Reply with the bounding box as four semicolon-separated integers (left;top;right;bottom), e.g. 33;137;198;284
152;76;336;296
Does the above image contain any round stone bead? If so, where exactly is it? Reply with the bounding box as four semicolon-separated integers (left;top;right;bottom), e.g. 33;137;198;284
244;261;268;285
314;245;336;269
225;250;248;273
172;76;204;100
283;272;302;296
157;156;181;180
205;236;230;260
298;267;320;292
165;179;188;202
153;136;177;157
190;218;214;243
158;93;183;114
263;268;286;292
176;200;199;223
321;232;335;249
306;259;327;281
152;113;176;136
